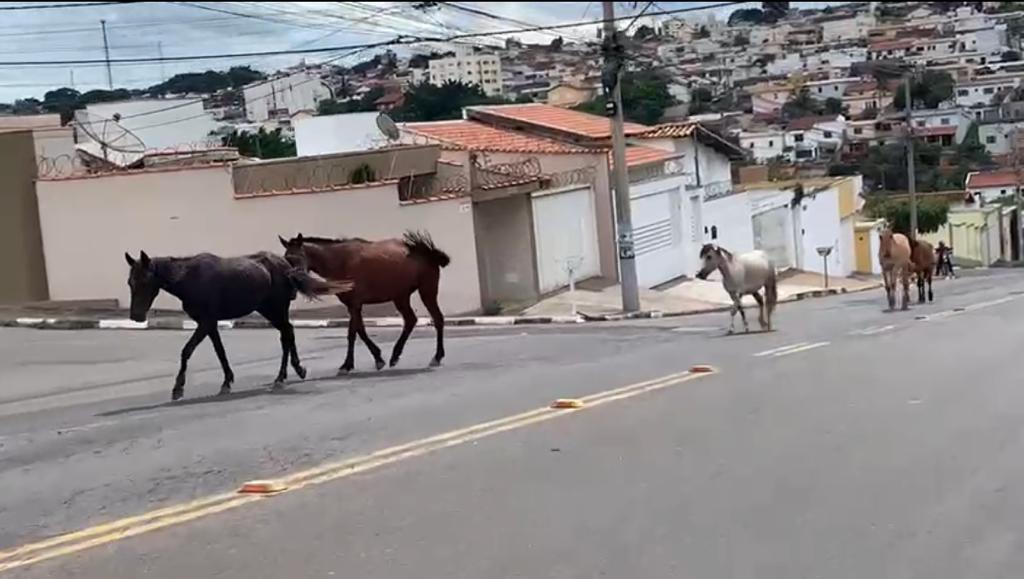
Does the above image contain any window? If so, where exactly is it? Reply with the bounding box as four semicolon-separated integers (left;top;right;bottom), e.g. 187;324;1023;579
940;117;950;125
987;135;997;144
854;127;863;135
984;87;995;94
768;139;775;147
748;142;754;148
710;226;718;240
817;86;823;93
793;133;804;142
1002;189;1008;195
917;120;927;127
824;131;834;138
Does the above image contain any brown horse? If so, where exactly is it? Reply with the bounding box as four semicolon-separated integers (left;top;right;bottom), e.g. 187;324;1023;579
909;238;936;303
879;227;912;311
281;231;450;374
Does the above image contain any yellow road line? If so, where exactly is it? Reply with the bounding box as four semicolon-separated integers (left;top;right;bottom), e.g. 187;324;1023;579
0;368;716;573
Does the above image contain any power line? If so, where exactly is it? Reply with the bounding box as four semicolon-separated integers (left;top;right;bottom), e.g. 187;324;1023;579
0;2;126;10
0;1;745;67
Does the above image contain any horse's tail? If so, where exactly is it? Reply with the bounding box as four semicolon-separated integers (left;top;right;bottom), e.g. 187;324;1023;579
287;269;353;300
403;230;450;268
764;266;778;319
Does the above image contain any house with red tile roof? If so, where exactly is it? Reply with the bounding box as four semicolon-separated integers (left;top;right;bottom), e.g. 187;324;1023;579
966;169;1021;204
404;105;745;290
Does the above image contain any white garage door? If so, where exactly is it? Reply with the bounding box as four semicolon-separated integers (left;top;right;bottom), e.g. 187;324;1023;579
752;206;793;269
632;183;686;288
532;186;601;294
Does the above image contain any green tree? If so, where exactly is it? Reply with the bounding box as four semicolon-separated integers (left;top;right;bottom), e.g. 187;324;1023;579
221;128;296;159
728;8;765;26
42;87;81;124
574;68;674;125
733;33;750;47
781;88;822;119
893;70;955;109
823;97;845;115
689;87;714;115
865;197;950;235
634;25;656;41
1004;50;1022;62
12;98;41;115
549;36;564;52
696;25;710;39
392;81;503;122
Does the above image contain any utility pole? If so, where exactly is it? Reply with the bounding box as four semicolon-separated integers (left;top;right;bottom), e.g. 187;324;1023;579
602;1;640;312
100;19;113;89
904;71;918;238
157;41;166;84
1015;130;1024;260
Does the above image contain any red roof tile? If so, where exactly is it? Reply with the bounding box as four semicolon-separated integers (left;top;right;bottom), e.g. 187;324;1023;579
401;120;594;154
468;103;650;140
966;170;1019;189
611;145;679;169
787;115;842;131
636;122;698;139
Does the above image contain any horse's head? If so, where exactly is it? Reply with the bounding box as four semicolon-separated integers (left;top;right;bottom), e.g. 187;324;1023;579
696;243;727;280
279;234;308;271
124;251;160;323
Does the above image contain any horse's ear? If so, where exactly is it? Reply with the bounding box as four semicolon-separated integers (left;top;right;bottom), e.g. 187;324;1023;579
278;235;288;249
139;251;151;267
124;252;136;267
296;233;304;243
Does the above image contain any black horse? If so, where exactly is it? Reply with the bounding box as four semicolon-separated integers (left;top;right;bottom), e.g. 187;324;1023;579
124;250;351;400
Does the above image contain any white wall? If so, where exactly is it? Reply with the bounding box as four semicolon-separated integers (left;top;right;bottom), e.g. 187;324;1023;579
244;72;332;123
840;216;856;279
703;192;754;255
294;112;385;157
796;187;847;276
36;166;481;315
979;122;1020;155
85;100;220;150
739;131;786;162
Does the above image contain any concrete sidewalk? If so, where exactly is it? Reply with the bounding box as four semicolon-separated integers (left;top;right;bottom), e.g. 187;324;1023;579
525;271;881;318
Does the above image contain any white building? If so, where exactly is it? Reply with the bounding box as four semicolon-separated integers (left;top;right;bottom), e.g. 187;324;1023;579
955;76;1024;108
294;112;387;157
82;99;220;150
786;115;847;162
908;108;974;146
965;169;1020;204
427;47;503;97
739;128;787;162
804;77;865;101
243;71;333;123
978;121;1024;156
819;12;877;44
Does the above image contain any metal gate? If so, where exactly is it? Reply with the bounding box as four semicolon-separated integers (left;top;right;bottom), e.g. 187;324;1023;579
531;186;601;294
632;179;687;288
752;206;793;269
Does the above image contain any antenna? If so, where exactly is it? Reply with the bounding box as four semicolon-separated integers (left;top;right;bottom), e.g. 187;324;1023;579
376;112;400;142
73;109;147;165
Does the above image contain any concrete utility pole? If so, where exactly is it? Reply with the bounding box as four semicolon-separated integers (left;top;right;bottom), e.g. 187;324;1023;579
1014;130;1024;260
602;1;640;312
101;20;113;89
904;72;918;238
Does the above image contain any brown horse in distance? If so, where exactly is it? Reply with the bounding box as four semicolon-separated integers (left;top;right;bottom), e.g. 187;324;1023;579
909;238;936;303
878;227;913;311
281;231;450;374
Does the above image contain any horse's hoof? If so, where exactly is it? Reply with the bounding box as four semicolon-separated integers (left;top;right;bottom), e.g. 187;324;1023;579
271;380;286;391
337;367;352;376
375;360;386;371
429;357;442;368
217;386;231;397
171;388;184;401
389;358;400;368
295;366;307;380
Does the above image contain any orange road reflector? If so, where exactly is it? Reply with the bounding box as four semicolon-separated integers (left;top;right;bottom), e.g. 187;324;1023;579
551;398;584;409
238;480;287;495
689;365;716;374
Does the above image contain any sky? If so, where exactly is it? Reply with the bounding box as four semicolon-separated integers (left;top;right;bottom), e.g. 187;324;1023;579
0;1;837;103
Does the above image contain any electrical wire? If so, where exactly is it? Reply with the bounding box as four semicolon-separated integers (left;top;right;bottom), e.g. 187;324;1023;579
0;2;126;10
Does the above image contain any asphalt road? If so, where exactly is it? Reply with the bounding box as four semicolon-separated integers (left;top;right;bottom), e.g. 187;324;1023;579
3;270;1024;578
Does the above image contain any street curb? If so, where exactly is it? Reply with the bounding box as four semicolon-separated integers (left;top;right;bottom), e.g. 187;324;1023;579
0;284;880;330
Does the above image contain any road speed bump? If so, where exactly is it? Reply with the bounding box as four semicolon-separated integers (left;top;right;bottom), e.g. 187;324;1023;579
551;398;585;409
238;480;288;495
689;364;716;374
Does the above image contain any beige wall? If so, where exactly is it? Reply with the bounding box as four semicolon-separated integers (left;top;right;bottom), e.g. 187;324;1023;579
473;151;617;281
233;145;440;196
548;86;595;108
36;165;481;314
0;131;49;303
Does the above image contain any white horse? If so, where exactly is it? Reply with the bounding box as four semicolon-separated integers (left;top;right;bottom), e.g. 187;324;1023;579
695;244;778;334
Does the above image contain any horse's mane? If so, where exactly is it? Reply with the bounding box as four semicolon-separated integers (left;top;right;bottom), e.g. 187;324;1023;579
718;247;733;260
298;235;370;245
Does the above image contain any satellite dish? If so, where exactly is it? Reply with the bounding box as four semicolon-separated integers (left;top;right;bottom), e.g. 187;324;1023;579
73;110;147;164
376;112;400;142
